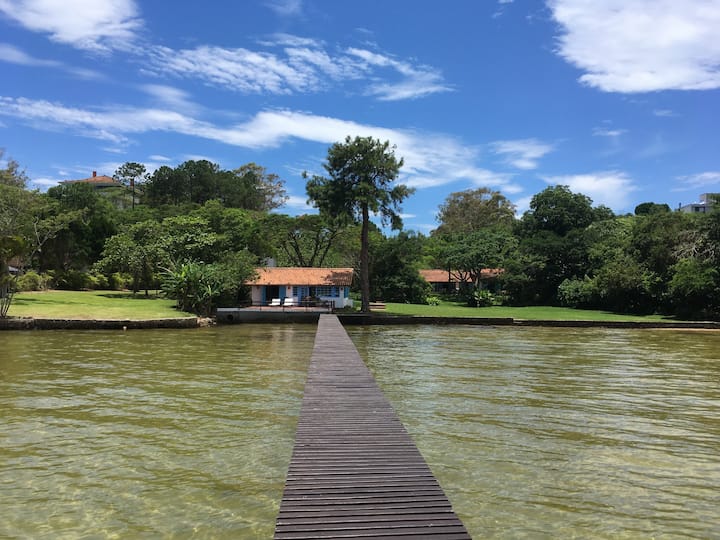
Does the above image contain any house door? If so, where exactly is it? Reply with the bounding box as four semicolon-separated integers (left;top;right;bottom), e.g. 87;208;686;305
266;285;280;301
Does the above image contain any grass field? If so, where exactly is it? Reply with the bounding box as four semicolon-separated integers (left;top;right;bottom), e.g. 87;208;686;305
5;291;674;322
7;290;195;320
378;301;672;322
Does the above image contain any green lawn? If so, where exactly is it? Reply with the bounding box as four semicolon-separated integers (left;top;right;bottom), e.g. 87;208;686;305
7;290;195;320
5;291;675;322
379;301;671;322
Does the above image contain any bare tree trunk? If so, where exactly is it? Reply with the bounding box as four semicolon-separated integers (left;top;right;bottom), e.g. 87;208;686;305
360;204;370;313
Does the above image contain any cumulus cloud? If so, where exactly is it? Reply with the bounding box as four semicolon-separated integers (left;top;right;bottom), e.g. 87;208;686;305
541;170;638;210
0;0;142;52
548;0;720;92
491;138;554;169
0;95;515;194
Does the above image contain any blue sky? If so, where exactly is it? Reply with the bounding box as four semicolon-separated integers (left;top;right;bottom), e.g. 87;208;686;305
1;0;719;232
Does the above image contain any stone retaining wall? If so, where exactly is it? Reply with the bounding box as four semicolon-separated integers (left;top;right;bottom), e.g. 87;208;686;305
337;314;720;330
0;317;204;330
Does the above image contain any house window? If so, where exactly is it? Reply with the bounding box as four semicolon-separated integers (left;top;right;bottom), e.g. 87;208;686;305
315;285;337;297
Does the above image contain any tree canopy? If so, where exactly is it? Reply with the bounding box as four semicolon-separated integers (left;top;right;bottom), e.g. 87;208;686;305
3;150;720;320
435;187;515;235
306;136;414;312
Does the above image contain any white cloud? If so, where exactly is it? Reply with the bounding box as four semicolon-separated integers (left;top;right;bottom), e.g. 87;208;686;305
140;84;200;114
148;154;171;162
491;138;554;169
0;43;103;79
281;194;315;212
0;0;142;52
513;195;534;217
143;40;450;101
30;177;60;188
145;44;325;95
549;0;720;93
0;95;519;195
264;0;302;16
676;171;720;189
346;48;452;100
0;42;58;66
653;109;678;117
593;127;626;137
541;170;638;210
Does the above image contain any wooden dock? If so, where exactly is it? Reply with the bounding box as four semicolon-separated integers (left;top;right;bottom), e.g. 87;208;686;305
274;314;471;539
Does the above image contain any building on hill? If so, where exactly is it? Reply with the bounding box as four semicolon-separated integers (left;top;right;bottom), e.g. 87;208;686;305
60;171;136;208
247;267;354;308
60;171;123;190
679;193;718;214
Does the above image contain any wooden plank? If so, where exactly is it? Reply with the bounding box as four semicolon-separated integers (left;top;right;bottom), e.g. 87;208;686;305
274;315;470;539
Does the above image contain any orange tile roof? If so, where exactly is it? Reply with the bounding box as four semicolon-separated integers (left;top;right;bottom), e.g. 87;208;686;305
61;175;122;187
420;268;503;282
249;267;354;286
419;269;455;283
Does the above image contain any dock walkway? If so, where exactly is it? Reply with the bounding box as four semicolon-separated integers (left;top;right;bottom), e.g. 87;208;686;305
274;314;470;539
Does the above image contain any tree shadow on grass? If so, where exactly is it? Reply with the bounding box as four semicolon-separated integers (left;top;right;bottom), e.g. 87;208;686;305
96;292;164;301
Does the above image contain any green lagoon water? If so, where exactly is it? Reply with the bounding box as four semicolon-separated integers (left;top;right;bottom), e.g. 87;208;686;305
0;325;315;539
349;326;720;539
1;324;719;538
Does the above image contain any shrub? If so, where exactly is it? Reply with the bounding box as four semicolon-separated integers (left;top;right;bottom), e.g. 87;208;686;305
16;271;51;291
471;288;496;307
557;276;597;309
54;270;90;290
86;272;110;290
668;258;719;319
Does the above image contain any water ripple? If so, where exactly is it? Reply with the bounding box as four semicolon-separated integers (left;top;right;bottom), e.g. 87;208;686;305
0;325;314;539
350;325;720;540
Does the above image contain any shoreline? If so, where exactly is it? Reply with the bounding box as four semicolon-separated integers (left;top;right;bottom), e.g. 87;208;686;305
0;317;208;330
2;314;718;331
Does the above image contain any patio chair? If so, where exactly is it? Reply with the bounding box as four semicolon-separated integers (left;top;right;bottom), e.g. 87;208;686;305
283;298;295;307
269;298;281;307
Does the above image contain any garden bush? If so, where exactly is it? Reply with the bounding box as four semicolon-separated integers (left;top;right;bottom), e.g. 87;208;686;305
16;271;52;291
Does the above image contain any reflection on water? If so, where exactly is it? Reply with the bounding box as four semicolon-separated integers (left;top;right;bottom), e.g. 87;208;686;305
0;325;315;539
349;326;720;539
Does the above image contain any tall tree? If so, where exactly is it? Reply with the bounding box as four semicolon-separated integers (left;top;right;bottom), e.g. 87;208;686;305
113;162;147;209
228;163;287;211
271;214;347;267
0;149;29;188
44;182;118;270
512;185;614;304
306;136;414;312
435;187;516;235
370;232;430;304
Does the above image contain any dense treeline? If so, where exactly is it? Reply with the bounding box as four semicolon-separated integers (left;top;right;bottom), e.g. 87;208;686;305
425;185;720;319
1;148;719;320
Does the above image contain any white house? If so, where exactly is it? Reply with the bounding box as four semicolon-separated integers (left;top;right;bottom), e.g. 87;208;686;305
247;267;354;308
679;193;717;214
